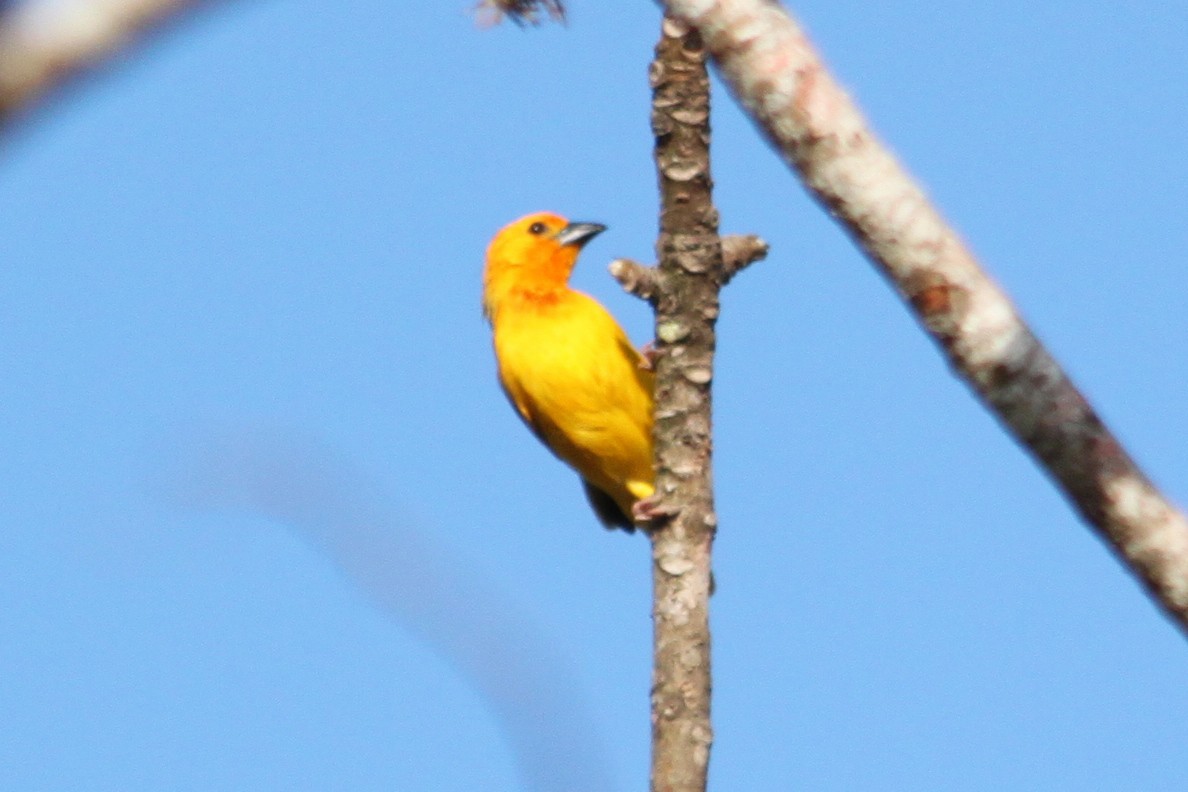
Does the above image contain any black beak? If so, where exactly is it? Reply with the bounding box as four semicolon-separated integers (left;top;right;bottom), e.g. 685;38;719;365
554;222;607;249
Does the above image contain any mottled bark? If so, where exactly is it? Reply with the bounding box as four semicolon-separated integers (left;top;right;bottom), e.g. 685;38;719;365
645;18;719;791
661;0;1188;633
610;15;763;792
612;234;766;303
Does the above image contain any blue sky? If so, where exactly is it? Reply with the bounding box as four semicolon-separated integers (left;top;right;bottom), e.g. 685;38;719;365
3;1;1188;789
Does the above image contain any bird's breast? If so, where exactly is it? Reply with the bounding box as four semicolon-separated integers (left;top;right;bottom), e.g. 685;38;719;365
493;290;640;411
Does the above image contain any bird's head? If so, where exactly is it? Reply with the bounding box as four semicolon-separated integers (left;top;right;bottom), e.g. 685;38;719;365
483;212;606;319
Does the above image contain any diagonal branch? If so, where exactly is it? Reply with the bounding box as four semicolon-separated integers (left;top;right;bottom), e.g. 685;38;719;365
0;0;217;130
661;0;1188;632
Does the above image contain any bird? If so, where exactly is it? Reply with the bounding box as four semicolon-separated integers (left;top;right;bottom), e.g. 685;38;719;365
483;212;654;531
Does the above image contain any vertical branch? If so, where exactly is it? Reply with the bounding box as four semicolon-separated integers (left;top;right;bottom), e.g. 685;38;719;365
646;15;721;792
614;17;765;790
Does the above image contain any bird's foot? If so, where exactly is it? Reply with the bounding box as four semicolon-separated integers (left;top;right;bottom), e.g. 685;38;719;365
638;341;662;372
632;495;678;528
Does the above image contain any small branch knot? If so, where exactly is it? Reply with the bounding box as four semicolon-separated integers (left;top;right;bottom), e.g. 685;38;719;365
609;258;661;305
720;234;769;284
611;233;767;302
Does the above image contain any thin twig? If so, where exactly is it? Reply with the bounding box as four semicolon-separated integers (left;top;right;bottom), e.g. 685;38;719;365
662;0;1188;632
611;235;763;303
609;258;663;305
720;233;768;283
474;0;566;27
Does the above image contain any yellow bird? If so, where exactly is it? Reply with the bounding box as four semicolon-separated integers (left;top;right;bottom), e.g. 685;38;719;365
483;212;654;530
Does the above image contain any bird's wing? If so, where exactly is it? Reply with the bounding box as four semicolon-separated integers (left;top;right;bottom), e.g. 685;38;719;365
499;377;551;446
581;478;636;532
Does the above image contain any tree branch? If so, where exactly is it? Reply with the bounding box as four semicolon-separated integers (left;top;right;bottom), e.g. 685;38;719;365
640;15;724;792
610;234;765;303
662;0;1188;632
609;257;663;305
0;0;215;130
626;28;770;789
475;0;566;27
719;233;767;283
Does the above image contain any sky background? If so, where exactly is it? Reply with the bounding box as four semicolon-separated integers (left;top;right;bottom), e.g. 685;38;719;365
3;1;1188;790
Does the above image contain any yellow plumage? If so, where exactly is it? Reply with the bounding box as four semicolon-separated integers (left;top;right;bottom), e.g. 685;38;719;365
483;212;654;530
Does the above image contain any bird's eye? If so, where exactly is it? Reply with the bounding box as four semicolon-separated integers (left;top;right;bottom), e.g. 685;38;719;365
528;222;547;235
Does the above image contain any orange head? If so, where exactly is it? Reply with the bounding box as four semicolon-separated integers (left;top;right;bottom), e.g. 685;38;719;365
482;212;606;321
